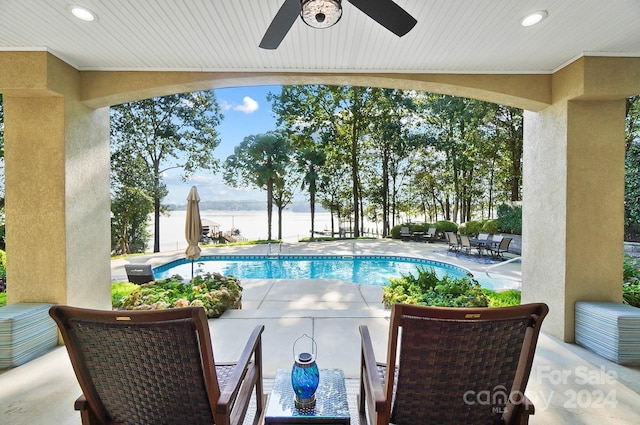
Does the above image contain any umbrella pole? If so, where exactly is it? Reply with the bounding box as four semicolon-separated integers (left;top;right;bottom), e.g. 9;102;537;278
191;259;194;279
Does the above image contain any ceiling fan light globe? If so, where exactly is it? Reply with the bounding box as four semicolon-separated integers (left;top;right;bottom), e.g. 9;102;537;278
301;0;342;28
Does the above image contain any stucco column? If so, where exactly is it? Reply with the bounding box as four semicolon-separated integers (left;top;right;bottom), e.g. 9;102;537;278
522;99;625;342
2;53;111;309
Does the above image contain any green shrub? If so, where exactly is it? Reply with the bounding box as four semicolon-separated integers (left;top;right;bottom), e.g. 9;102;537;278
412;223;428;233
0;250;6;267
382;266;489;308
623;255;640;307
435;220;458;234
120;272;242;318
0;292;6;307
390;225;402;239
482;219;500;235
111;281;140;308
497;204;522;234
459;220;483;236
483;289;521;307
390;223;427;239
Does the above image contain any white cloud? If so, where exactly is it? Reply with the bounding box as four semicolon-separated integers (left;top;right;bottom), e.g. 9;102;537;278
220;97;259;114
234;96;259;114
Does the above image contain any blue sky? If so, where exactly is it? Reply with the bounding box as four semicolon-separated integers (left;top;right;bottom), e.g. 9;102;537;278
163;85;282;205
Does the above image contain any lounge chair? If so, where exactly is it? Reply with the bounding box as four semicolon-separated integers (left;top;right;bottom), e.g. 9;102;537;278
489;237;513;258
358;303;549;425
400;226;412;241
49;305;265;425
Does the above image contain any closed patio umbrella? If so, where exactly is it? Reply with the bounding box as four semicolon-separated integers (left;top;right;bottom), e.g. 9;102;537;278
185;186;202;278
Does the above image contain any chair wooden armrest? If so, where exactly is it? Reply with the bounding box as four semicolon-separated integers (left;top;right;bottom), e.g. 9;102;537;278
503;393;535;425
216;325;265;425
516;395;535;425
74;394;101;425
359;325;387;425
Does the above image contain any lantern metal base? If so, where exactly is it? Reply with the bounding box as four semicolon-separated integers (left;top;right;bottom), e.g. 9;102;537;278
294;394;316;411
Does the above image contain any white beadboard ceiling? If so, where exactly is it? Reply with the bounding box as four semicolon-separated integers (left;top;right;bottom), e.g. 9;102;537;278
1;0;640;74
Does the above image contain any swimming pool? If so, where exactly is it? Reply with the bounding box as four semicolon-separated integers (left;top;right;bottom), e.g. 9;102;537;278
154;255;514;290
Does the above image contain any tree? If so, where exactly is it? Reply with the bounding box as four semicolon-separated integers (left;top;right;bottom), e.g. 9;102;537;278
269;84;526;230
295;146;326;240
625;95;640;239
111;187;154;254
269;86;335;240
110;91;223;252
366;88;417;236
411;94;516;223
223;131;291;240
273;172;296;240
488;105;524;203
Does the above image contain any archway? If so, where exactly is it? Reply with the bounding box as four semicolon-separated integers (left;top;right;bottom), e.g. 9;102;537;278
2;51;640;341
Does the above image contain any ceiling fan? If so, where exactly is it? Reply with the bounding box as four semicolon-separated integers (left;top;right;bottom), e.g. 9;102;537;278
259;0;417;49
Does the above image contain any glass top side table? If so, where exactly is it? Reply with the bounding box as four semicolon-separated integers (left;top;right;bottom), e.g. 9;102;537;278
265;368;351;424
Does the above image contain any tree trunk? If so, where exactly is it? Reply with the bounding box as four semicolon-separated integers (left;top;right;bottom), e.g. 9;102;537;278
153;196;160;252
382;147;390;237
309;186;316;241
267;177;273;240
277;204;283;240
351;89;361;238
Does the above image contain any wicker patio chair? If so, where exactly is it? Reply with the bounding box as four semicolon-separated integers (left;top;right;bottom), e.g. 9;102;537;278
358;303;548;425
49;305;265;425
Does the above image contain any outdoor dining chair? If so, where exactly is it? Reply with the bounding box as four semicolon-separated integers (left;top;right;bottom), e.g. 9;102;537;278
424;226;437;243
358;303;548;425
459;234;482;256
49;305;265;425
489;237;513;258
445;231;460;251
400;226;412;241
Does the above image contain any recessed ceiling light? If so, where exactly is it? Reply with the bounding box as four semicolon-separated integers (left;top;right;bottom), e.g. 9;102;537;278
521;10;548;27
67;5;98;22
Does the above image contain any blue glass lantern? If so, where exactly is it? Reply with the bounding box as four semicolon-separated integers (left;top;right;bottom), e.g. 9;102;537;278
291;334;319;410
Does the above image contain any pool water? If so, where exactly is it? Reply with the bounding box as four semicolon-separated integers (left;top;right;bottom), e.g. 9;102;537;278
154;255;512;290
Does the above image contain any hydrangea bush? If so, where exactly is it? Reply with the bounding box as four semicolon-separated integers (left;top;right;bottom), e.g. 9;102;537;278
119;272;242;318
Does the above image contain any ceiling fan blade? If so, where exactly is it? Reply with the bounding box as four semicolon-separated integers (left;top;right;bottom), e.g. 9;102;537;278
259;0;301;49
347;0;417;37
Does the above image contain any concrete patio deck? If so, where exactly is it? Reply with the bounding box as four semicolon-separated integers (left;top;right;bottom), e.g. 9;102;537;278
1;239;639;424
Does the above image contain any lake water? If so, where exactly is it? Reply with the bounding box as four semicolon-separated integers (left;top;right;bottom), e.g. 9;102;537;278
149;210;380;252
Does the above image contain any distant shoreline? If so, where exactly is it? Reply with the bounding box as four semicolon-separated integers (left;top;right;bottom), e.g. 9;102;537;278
166;200;327;213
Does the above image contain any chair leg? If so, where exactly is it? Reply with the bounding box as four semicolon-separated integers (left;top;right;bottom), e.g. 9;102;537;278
357;394;368;425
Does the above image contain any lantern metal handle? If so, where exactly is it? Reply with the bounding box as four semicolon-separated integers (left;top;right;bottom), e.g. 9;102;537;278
293;333;317;360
